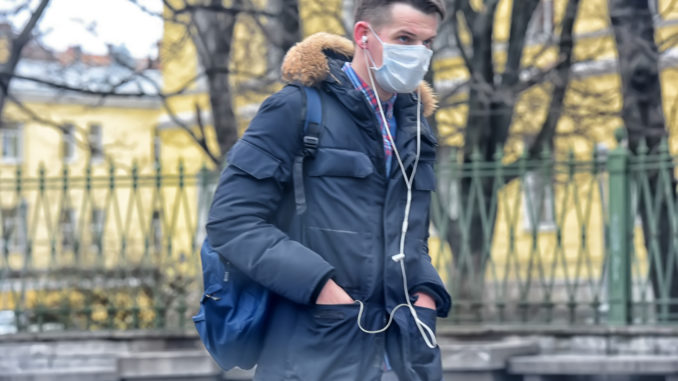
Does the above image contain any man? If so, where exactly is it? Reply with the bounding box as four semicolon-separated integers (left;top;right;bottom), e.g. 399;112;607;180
206;0;451;379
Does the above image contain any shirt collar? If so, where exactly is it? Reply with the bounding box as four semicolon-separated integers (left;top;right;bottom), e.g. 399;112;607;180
342;62;396;118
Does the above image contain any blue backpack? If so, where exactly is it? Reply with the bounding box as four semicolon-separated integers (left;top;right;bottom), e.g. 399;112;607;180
193;85;323;371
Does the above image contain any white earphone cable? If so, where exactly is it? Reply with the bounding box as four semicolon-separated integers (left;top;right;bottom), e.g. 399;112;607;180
354;55;437;349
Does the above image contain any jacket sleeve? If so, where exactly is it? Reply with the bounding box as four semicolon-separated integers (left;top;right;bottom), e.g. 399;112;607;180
408;159;452;317
409;246;452;317
206;85;335;305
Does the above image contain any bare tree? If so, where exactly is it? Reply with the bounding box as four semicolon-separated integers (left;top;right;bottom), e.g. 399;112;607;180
434;0;581;308
0;0;305;167
609;0;678;320
188;0;242;166
0;0;50;119
185;0;302;164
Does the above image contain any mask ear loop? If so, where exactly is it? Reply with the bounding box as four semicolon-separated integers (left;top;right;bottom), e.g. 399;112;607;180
354;54;437;349
364;25;385;70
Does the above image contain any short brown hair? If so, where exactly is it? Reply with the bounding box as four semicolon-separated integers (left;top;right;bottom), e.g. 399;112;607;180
354;0;446;28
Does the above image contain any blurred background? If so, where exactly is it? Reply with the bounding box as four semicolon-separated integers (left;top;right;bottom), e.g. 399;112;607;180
2;0;678;380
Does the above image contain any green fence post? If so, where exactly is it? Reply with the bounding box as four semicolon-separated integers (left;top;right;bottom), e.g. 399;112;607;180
607;142;632;324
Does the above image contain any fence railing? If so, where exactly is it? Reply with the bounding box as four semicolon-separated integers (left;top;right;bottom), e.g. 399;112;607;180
1;142;677;334
0;162;217;333
432;142;678;325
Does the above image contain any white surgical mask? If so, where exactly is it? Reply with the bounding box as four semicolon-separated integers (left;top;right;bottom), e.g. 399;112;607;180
365;25;433;94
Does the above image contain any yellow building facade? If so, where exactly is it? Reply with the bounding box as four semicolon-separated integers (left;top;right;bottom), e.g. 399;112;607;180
429;0;678;298
2;0;677;327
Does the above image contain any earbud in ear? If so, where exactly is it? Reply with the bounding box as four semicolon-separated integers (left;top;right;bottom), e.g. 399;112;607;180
361;35;367;44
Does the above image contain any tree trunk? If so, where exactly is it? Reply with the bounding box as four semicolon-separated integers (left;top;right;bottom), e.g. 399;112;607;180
265;0;301;73
237;0;301;93
437;1;502;318
191;0;242;166
190;0;302;165
438;0;579;320
529;0;580;156
609;0;678;321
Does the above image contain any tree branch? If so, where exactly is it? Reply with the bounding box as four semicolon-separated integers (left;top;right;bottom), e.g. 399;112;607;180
165;2;276;17
449;0;473;73
460;0;477;27
0;0;51;115
0;1;31;18
528;0;581;158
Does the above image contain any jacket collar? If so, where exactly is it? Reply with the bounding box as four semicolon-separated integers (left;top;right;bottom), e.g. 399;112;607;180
281;32;438;118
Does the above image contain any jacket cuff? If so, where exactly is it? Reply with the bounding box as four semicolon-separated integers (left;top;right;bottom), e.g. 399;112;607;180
411;283;452;317
309;270;335;304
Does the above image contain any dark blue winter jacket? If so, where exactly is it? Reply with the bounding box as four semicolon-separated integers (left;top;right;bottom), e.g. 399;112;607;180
206;32;451;381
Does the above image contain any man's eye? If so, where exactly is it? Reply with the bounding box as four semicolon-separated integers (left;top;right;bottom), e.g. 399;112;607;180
398;36;411;43
423;39;433;48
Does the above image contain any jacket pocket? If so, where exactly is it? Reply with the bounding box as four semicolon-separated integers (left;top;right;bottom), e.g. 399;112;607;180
385;307;441;381
408;306;441;380
305;227;373;297
307;148;374;178
287;304;363;379
303;148;377;231
311;303;360;323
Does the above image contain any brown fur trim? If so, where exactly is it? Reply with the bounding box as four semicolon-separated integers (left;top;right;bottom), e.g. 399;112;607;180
281;32;438;116
281;32;354;86
417;81;437;117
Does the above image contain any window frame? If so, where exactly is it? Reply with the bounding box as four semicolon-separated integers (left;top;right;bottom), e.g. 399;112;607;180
0;123;23;164
522;170;557;232
88;123;104;163
150;209;163;253
89;208;105;253
1;200;27;252
62;124;76;163
153;133;161;165
59;207;76;252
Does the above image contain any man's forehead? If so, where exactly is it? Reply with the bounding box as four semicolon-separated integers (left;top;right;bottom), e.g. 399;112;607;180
390;27;437;39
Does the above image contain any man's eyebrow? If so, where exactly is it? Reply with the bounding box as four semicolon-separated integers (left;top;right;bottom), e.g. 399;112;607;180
394;29;418;37
394;29;436;40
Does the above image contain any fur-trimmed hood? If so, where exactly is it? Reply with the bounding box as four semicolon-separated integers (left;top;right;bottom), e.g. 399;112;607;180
281;32;438;117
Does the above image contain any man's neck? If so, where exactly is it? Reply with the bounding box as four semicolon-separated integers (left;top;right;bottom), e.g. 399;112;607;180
350;57;394;102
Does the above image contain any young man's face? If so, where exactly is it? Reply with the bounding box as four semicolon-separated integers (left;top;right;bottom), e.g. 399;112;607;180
364;3;439;68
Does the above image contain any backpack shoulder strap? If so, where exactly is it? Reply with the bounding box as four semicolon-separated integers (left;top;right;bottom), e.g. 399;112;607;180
293;86;324;215
301;86;322;157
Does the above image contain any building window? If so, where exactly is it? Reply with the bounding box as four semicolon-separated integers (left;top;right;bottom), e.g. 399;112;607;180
153;133;161;164
62;124;76;162
1;200;27;252
88;123;103;163
90;208;105;253
1;123;22;163
522;170;556;232
527;0;554;41
60;208;76;251
150;210;162;253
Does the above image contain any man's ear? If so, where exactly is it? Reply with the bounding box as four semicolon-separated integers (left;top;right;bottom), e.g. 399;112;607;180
354;21;370;48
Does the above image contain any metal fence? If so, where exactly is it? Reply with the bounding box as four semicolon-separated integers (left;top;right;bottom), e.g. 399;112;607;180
0;162;216;333
1;142;677;334
432;142;678;325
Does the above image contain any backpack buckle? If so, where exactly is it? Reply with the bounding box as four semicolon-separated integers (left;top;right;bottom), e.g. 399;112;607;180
303;135;319;157
303;135;319;148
